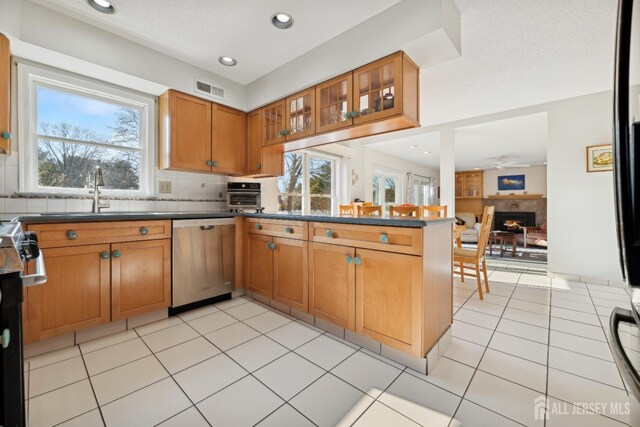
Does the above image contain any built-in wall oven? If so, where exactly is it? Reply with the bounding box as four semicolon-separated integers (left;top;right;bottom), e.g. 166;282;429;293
227;182;263;212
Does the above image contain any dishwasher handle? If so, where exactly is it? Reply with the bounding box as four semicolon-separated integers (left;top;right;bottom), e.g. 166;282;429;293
200;225;215;231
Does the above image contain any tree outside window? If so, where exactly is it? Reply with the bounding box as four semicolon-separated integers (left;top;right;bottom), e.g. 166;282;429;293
278;151;337;214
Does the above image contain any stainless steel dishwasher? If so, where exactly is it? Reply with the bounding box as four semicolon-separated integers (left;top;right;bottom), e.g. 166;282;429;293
172;218;235;309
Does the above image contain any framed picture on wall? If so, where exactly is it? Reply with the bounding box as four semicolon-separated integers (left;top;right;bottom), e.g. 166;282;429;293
586;144;613;172
497;174;525;191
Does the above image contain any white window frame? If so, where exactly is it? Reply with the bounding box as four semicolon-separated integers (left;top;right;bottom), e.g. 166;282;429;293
371;168;403;212
278;150;340;214
18;63;155;196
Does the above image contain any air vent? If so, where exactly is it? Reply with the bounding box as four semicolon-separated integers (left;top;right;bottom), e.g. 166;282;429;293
194;79;225;99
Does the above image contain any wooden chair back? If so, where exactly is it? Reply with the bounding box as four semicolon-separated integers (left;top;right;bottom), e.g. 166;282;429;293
362;202;373;206
389;205;418;217
339;205;355;216
358;205;383;216
476;206;496;257
420;205;448;218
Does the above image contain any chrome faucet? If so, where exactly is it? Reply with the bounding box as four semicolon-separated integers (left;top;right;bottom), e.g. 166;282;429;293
91;166;110;213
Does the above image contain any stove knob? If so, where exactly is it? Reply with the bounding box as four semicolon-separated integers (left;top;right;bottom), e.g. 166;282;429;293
21;240;40;262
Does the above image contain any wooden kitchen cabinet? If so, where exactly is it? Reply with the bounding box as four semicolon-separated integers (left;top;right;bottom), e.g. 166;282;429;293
273;237;308;312
261;99;287;146
212;103;246;175
246;109;284;177
315;73;353;134
0;34;11;154
309;242;356;330
246;233;274;299
285;88;315;140
353;52;418;126
158;90;212;172
24;244;111;343
111;239;171;321
24;221;172;343
355;248;422;355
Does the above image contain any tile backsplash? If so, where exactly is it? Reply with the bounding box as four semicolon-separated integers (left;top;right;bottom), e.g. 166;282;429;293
0;151;231;215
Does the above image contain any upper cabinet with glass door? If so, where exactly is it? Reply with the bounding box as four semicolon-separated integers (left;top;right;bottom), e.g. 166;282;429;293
285;88;315;140
315;73;353;134
353;52;418;126
261;100;287;146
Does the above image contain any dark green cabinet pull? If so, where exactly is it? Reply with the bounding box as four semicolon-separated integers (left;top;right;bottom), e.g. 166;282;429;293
346;256;353;264
255;223;262;230
139;226;149;235
212;161;219;167
344;111;352;119
256;163;262;170
354;257;362;266
285;226;293;233
100;251;110;260
266;242;276;250
351;110;359;117
380;233;389;244
206;160;213;166
326;229;334;238
0;131;10;140
112;250;121;258
66;230;77;240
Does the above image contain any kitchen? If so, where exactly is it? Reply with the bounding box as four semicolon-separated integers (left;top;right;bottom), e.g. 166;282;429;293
1;0;638;426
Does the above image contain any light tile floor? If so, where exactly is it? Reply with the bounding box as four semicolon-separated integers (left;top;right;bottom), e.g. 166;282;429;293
24;259;634;426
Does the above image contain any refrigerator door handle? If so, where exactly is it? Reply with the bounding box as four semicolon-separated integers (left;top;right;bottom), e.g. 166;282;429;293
609;307;640;398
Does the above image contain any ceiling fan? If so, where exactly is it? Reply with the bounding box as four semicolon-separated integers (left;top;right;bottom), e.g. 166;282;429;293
491;156;531;169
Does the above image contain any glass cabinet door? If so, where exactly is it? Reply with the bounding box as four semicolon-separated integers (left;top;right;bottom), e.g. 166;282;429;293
353;53;403;125
315;72;353;133
261;100;286;146
455;174;464;198
285;88;315;140
464;173;482;198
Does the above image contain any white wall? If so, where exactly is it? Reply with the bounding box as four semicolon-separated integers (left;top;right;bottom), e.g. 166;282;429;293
483;166;547;197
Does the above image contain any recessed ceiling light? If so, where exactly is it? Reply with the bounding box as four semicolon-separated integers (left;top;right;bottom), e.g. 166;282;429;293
272;13;294;29
218;56;237;67
410;145;418;149
424;151;431;155
474;167;482;170
87;0;116;14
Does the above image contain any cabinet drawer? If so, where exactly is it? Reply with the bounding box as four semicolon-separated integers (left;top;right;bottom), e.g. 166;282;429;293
310;222;422;255
29;220;172;248
245;218;308;240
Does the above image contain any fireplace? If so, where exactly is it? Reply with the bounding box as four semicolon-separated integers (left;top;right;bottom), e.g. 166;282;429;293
494;211;535;233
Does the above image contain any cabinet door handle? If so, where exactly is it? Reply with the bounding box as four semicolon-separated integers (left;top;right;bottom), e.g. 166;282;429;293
255;223;262;230
346;256;353;264
380;233;389;244
139;226;149;235
206;160;213;166
0;329;10;349
212;161;219;167
326;229;334;238
256;163;262;170
284;226;293;233
354;257;362;266
351;110;359;117
271;243;277;250
266;242;276;250
100;251;110;260
0;131;10;140
66;230;77;240
344;111;352;119
112;250;121;258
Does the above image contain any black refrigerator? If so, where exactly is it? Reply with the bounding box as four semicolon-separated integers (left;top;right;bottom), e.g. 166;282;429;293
611;0;640;424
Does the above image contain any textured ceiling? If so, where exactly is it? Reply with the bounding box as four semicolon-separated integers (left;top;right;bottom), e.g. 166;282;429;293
33;0;402;84
422;0;618;125
454;112;547;171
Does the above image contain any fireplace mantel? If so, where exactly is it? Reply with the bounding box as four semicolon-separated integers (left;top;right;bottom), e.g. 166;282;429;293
487;194;544;200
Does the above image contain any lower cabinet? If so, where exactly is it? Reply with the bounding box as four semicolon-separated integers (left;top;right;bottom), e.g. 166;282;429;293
246;233;308;310
355;248;422;354
273;237;308;312
24;221;172;344
111;239;171;321
309;242;356;330
24;244;111;343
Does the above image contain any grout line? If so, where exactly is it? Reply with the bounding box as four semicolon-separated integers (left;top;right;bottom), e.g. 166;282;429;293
78;345;108;427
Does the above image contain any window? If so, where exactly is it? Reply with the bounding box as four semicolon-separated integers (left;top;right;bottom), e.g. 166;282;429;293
372;171;402;213
19;64;154;195
278;151;338;214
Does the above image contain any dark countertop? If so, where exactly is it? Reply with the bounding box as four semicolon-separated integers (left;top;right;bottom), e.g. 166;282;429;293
10;211;455;228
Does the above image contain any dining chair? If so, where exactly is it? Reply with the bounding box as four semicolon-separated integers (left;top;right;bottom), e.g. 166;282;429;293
358;205;383;216
339;205;355;216
453;205;495;300
420;205;448;218
362;202;373;206
389;205;419;216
